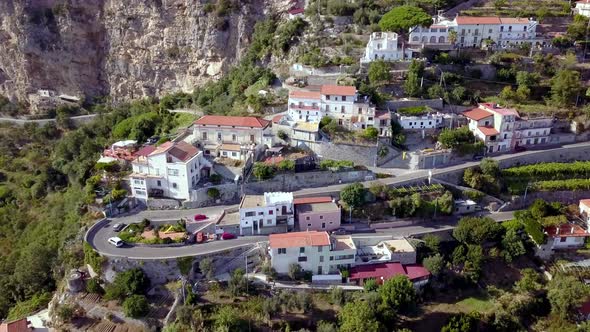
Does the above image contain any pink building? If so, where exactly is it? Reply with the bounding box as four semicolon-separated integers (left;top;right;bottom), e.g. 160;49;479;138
294;197;341;231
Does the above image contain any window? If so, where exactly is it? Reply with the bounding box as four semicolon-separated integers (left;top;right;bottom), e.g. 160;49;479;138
222;151;228;156
329;256;334;261
440;28;446;32
319;215;323;220
278;248;286;254
136;190;146;196
358;108;362;114
461;29;465;35
500;26;504;32
217;132;222;140
157;180;161;186
341;106;345;113
318;246;323;252
266;219;272;225
504;134;507;139
231;152;237;157
245;211;255;217
133;179;143;185
232;134;237;141
431;28;438;33
298;256;307;262
508;26;512;32
474;29;479;36
172;183;178;189
322;222;326;228
202;132;207;140
307;223;312;227
320;256;324;262
300;247;305;253
342;96;346;101
560;237;567;243
488;28;492;33
250;134;255;142
269;210;273;215
306;216;310;221
258;212;264;215
326;95;330;100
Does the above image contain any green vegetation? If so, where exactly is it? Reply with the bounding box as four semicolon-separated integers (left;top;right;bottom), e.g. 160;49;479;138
252;162;276;180
104;268;150;302
397;105;427;116
340;182;366;209
177;257;194;276
463;158;502;195
319;159;354;170
503;161;590;194
378;5;431;35
123;294;149;318
404;60;425;97
206;187;221;199
368;60;391;86
277;159;295;171
438;126;485;155
84;242;105;273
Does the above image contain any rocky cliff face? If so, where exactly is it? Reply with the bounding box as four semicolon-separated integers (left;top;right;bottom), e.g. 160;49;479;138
0;0;291;113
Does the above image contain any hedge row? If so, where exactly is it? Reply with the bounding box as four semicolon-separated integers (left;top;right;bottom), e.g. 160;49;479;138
502;161;590;181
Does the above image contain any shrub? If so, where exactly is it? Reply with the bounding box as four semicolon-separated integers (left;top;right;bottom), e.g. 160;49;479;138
209;174;222;184
363;278;379;292
252;163;275;180
397;106;427;116
277;159;295;172
86;277;104;294
123;295;149;318
463;190;485;202
277;130;288;140
83;242;105;274
360;127;379;140
207;188;220;199
57;305;74;322
319;159;354;170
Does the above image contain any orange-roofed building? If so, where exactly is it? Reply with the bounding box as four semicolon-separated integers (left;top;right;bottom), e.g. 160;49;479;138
192;115;272;160
408;14;541;49
543;223;590;251
129;140;212;201
269;231;356;275
0;319;32;332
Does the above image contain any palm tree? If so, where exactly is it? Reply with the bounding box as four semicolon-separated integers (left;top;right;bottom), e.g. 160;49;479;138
448;30;457;49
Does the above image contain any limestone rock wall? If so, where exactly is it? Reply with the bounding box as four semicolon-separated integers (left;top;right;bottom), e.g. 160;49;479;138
0;0;291;113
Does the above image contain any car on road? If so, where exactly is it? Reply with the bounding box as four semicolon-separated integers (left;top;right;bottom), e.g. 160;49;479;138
146;136;160;145
472;154;484;161
194;214;207;221
112;223;126;232
221;232;236;240
108;237;124;247
331;228;347;235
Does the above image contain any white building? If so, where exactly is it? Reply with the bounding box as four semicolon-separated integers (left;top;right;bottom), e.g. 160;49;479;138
269;231;357;275
239;192;294;235
362;32;412;63
394;112;445;130
356;238;417;265
192;115;272;160
129;141;211;201
286;85;377;131
463;103;552;154
288;90;323;122
576;0;590;17
454;199;480;215
409;15;542;49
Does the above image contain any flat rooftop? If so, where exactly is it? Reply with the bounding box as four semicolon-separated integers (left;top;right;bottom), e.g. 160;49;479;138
382;239;415;253
240;195;264;209
217;212;240;226
333;235;356;251
297;201;339;213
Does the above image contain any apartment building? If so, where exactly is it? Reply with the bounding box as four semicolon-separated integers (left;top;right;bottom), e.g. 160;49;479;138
239;192;294;235
576;0;590;17
192;115;272;160
129;141;211;201
362;32;412;63
286;85;377;132
268;231;357;275
463;103;553;153
409;15;541;49
294;196;341;231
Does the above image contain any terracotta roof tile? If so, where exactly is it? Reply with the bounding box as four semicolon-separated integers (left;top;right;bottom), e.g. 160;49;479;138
272;114;284;124
463;108;493;121
581;199;590;209
499;17;530;24
168;141;200;161
544;224;590;238
477;126;499;136
194;115;270;128
320;85;356;96
349;263;430;282
220;143;241;152
135;145;157;157
293;196;333;205
269;231;330;248
289;90;322;99
456;16;501;25
0;319;31;332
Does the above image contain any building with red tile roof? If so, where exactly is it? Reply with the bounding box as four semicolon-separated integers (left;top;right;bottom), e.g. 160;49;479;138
293;196;333;205
463;108;493;121
269;231;357;275
0;319;32;332
477;126;499;137
455;16;501;25
320;85;357;96
194;115;270;128
349;262;430;287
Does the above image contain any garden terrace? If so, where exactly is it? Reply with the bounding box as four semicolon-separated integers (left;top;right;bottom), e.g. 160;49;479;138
396;106;429;116
502;161;590;194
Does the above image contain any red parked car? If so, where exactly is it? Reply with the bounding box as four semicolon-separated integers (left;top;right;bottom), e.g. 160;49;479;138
196;232;204;243
221;232;236;240
194;214;207;221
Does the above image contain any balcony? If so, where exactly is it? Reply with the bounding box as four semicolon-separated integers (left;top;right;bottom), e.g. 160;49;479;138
290;103;320;111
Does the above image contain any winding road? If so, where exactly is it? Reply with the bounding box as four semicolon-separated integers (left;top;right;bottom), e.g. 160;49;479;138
86;141;590;259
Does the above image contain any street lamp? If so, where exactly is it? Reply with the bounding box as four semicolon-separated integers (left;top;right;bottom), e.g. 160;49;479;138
523;182;531;203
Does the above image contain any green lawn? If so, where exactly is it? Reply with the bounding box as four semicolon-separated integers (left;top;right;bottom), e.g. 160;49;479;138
455;295;495;313
173;112;199;129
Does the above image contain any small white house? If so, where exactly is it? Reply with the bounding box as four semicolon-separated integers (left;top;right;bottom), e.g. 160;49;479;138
454;199;480;215
577;0;590;17
395;112;445;130
362;32;412;63
239;192;294;235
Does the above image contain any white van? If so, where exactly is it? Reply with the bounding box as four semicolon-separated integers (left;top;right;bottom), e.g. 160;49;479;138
108;237;124;247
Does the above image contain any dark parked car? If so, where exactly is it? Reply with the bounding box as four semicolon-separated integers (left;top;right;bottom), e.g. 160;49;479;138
194;214;207;221
472;154;484;161
332;228;347;235
221;233;236;240
112;223;126;232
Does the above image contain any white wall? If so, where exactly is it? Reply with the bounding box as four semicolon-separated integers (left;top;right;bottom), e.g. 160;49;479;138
551;236;585;249
270;244;356;275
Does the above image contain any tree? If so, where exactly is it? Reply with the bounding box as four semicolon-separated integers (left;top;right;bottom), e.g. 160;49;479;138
453;217;503;244
252;162;275;180
228;268;247;296
364;279;379;292
361;127;379;140
277;159;295;171
404;60;425;97
288;263;302;280
339;300;382;332
330;286;345;306
502;228;526;263
441;313;479;332
86;277;104;294
213;305;244;331
379;6;431;35
423;254;444;277
199;258;215;279
123;295;149;318
515;268;542;293
551;69;582;107
317;321;338;332
340;183;365;209
448;30;458;48
379;275;416;312
368;60;391;85
480;158;500;178
547;275;590;320
105;268;150;301
567;14;590;41
206;187;220;199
